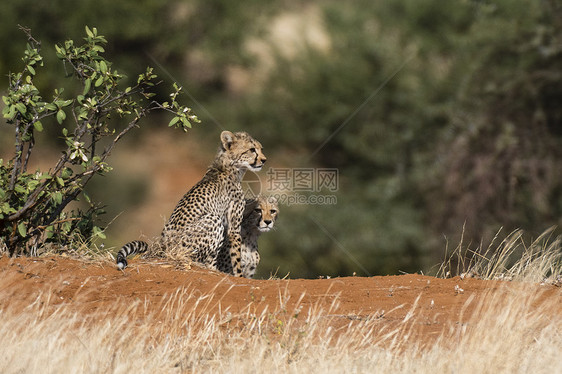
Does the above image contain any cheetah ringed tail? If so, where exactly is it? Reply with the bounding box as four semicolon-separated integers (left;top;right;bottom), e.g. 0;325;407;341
116;240;149;269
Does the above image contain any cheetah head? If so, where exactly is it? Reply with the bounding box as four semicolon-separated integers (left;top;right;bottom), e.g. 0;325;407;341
220;131;266;172
244;195;279;233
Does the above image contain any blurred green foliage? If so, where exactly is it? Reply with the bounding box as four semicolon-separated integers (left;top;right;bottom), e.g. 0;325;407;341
0;26;198;255
1;0;561;277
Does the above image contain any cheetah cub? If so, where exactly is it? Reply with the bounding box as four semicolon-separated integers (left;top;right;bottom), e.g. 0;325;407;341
242;195;279;278
218;195;278;278
116;131;266;276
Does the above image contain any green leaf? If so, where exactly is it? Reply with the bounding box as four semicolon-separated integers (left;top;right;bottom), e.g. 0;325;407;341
85;25;94;38
0;202;16;214
45;103;57;111
59;99;73;107
99;60;108;74
56;109;66;124
168;116;180;127
3;105;16;120
27;179;39;190
14;184;27;194
27;65;35;75
15;103;27;114
83;79;91;96
93;226;106;240
17;223;27;237
53;191;63;205
55;44;65;58
33;121;43;132
77;108;88;120
83;191;91;204
181;117;192;129
94;76;104;87
61;167;73;179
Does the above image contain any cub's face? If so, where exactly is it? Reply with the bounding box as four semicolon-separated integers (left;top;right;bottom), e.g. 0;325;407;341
221;131;266;172
244;196;279;233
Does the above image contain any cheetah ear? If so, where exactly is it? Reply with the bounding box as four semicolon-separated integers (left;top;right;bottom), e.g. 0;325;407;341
220;131;235;150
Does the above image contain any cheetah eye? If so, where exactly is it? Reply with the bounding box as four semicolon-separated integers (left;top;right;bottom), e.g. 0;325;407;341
270;209;277;215
249;147;256;153
254;208;262;214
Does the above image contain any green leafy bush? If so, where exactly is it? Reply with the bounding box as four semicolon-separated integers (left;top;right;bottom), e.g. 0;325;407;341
0;26;199;256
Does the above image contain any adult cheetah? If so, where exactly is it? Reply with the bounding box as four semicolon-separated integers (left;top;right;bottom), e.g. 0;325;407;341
116;131;266;276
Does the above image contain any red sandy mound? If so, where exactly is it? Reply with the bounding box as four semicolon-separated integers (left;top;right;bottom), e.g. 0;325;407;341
1;256;559;347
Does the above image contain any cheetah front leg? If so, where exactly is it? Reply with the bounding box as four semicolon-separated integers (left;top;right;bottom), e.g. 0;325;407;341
226;199;244;277
226;232;243;276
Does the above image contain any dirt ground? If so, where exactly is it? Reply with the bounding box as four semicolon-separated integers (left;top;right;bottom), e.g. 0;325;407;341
1;256;560;348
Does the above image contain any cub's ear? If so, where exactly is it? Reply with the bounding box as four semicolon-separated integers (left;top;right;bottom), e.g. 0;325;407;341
220;131;235;150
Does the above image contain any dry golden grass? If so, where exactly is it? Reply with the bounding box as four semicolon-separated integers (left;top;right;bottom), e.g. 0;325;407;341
0;229;560;373
438;227;562;284
1;281;559;373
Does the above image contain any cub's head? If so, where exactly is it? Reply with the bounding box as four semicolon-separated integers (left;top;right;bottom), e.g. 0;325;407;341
220;131;266;172
243;195;279;233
